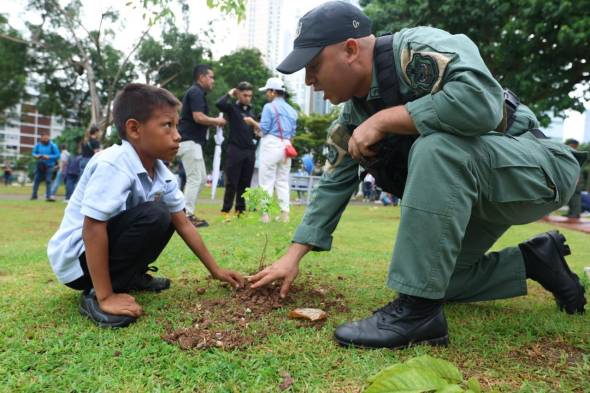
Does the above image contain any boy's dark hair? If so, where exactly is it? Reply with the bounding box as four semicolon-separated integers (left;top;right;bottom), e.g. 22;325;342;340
193;64;212;82
237;81;253;91
39;129;50;136
565;138;580;147
89;125;99;135
113;83;181;140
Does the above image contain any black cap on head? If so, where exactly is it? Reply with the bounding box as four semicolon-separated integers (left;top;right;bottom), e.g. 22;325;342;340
277;1;371;74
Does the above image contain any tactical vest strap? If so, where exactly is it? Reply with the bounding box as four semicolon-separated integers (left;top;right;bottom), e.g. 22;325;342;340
374;34;405;108
504;89;520;131
528;128;548;139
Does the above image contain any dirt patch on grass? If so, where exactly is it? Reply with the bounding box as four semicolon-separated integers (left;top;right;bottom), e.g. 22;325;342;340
444;336;587;391
162;273;349;350
507;336;585;368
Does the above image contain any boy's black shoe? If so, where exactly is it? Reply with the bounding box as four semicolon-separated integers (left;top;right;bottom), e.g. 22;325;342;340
79;289;136;328
333;294;448;349
187;214;209;228
519;230;586;314
129;266;171;292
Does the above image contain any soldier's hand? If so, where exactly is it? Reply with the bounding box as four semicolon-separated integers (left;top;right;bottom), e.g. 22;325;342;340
216;118;227;127
248;255;300;298
348;118;385;160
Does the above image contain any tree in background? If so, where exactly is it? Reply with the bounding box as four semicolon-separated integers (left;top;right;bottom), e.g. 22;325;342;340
2;0;246;136
137;26;209;99
361;0;590;125
24;0;172;134
293;109;339;167
0;15;28;113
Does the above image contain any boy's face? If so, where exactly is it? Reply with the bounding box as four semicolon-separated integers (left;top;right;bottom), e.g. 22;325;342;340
126;105;181;164
40;134;50;144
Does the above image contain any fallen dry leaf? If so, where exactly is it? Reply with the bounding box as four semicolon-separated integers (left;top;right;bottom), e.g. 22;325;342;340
279;371;294;390
288;308;327;321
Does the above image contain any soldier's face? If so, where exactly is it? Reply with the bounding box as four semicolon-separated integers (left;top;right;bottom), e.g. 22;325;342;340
305;43;357;104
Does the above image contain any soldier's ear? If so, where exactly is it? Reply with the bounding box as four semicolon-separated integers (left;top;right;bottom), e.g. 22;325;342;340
343;39;360;62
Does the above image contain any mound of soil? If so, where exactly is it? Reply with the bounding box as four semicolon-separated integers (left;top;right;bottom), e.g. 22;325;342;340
162;273;349;350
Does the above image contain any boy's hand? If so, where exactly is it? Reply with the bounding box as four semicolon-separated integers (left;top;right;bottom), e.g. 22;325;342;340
212;267;245;289
98;293;143;317
243;116;255;126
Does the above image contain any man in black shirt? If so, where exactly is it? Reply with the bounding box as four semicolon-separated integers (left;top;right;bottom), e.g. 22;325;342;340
216;82;259;215
178;64;226;227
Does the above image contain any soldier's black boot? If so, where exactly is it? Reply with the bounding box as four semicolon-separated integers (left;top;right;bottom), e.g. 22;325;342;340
519;230;586;314
333;294;448;349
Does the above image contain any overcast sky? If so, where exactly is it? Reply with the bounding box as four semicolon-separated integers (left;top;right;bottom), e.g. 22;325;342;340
3;0;587;140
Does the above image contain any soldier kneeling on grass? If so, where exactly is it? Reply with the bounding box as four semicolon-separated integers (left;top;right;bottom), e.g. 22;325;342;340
248;1;587;349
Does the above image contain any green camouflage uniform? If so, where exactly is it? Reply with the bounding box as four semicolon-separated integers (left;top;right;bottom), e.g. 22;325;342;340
293;27;581;301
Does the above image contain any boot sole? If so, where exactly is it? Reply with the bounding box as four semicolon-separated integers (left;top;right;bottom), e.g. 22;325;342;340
79;305;136;328
334;334;449;350
546;231;586;314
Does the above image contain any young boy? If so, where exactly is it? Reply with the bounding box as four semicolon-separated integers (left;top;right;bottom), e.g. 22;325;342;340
48;83;244;328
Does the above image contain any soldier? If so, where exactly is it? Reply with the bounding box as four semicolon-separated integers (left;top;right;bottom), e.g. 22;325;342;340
249;1;586;349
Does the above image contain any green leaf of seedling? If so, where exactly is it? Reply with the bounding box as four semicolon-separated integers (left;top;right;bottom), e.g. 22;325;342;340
364;364;449;393
436;385;465;393
466;377;482;393
406;355;463;384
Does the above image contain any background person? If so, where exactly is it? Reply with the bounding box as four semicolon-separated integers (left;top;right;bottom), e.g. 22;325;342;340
216;82;258;216
3;160;12;186
79;125;101;174
178;64;226;227
64;153;81;202
254;77;298;223
31;129;60;201
50;143;70;199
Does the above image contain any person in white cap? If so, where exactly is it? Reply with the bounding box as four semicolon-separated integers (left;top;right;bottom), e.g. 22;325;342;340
251;77;298;223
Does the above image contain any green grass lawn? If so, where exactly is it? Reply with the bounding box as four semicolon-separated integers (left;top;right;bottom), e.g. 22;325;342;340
0;187;589;392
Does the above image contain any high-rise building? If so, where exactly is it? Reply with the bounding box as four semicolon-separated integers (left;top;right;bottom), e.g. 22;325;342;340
237;0;359;114
237;0;285;72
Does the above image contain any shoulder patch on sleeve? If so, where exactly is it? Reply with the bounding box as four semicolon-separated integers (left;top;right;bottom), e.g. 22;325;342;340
324;123;351;173
401;48;451;94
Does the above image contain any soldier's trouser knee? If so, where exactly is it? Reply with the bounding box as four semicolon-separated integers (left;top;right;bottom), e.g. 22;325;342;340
387;132;579;300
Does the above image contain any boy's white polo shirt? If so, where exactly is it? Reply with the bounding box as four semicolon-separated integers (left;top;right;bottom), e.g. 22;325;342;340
47;140;185;284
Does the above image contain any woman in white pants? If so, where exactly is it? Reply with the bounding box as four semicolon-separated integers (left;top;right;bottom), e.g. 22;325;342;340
253;78;298;222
